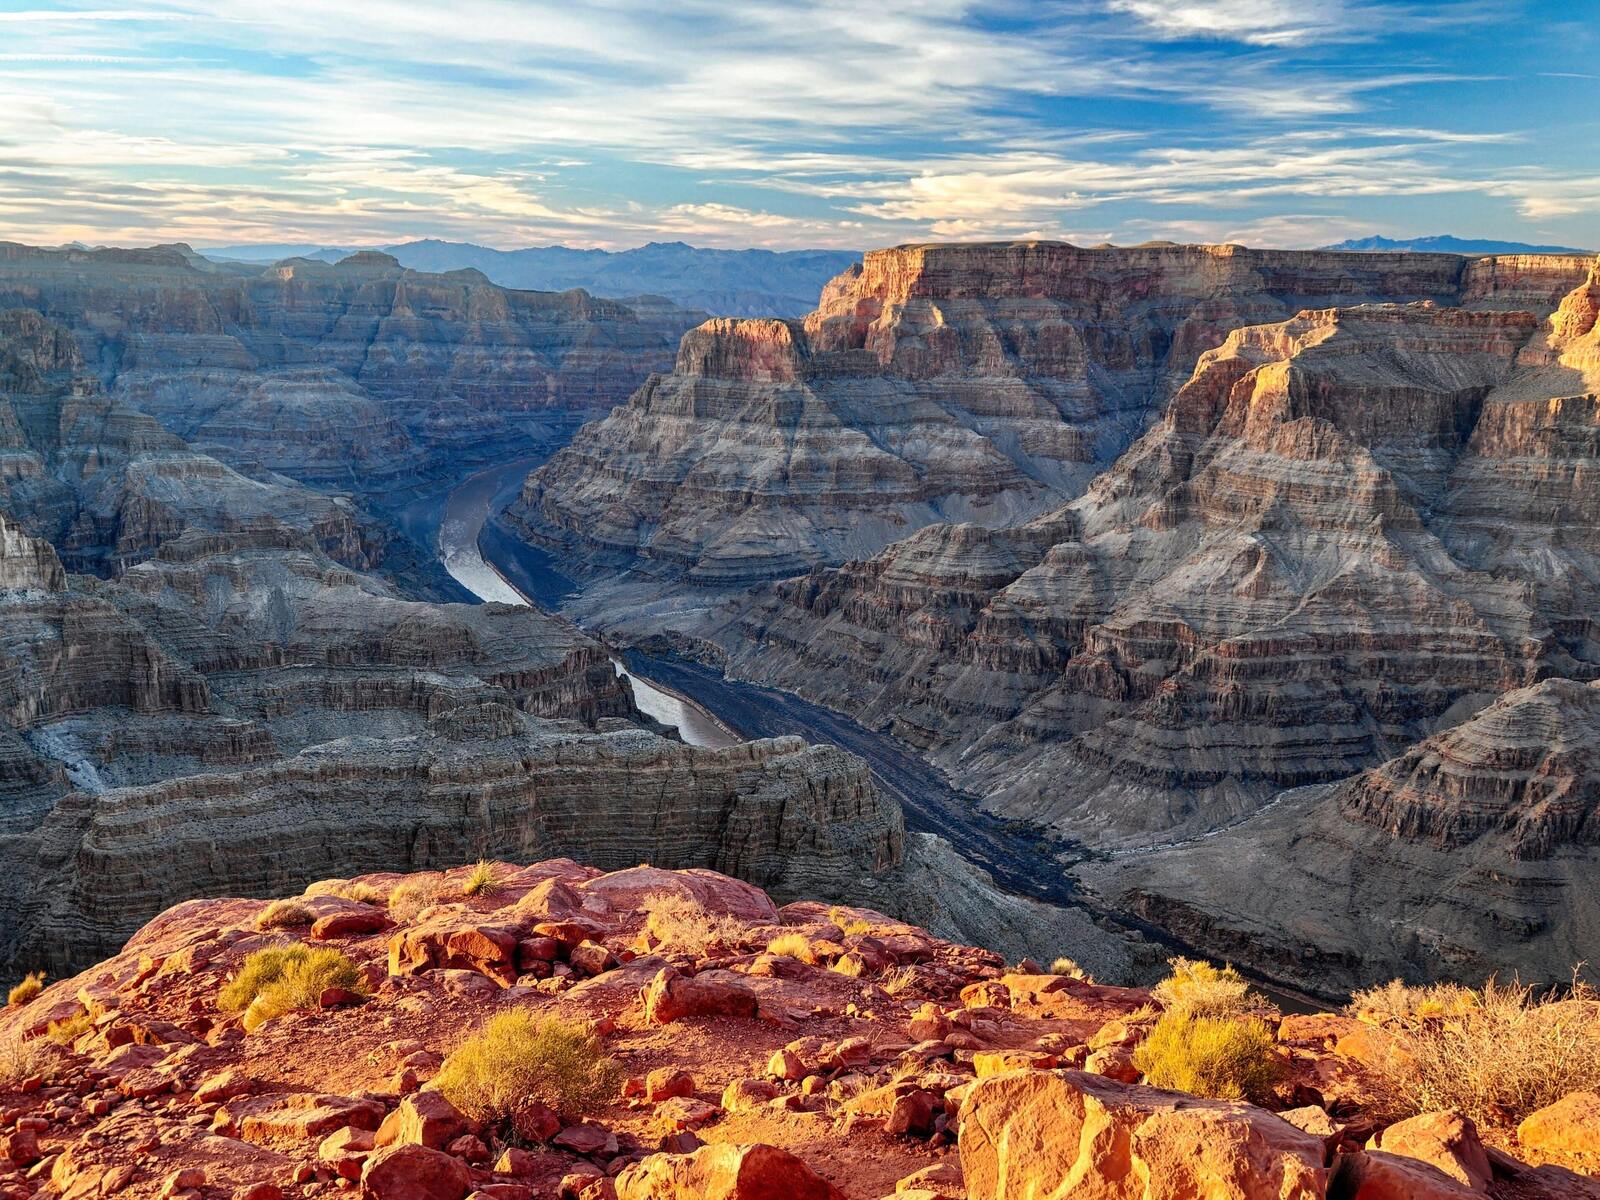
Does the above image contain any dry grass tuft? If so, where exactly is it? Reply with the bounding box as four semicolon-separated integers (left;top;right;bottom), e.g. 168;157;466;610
1050;956;1094;983
765;932;822;964
1347;978;1479;1023
255;899;314;931
460;859;502;897
309;880;387;906
0;1031;46;1088
1361;975;1600;1125
642;892;748;955
388;874;451;923
6;971;45;1008
1152;957;1259;1022
219;945;365;1032
46;1011;93;1047
827;906;872;937
436;1010;623;1136
1133;1013;1283;1104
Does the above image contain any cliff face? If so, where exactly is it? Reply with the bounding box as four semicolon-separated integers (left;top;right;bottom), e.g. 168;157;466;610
0;242;700;498
509;242;1591;586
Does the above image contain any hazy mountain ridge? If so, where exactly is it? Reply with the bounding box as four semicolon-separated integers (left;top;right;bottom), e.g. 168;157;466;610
197;239;863;317
1322;233;1593;254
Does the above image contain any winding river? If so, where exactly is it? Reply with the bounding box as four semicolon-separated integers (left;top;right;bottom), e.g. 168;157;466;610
432;458;738;749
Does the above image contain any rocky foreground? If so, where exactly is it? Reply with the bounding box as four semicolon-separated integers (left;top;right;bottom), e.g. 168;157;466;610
1;860;1597;1200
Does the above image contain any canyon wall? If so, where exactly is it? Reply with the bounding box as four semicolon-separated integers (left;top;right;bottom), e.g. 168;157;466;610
0;242;700;501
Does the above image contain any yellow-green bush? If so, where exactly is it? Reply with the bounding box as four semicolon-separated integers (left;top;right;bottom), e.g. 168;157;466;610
219;945;364;1032
436;1011;623;1136
1363;976;1600;1125
1132;1013;1283;1104
460;859;501;897
765;932;821;964
642;892;747;954
1050;956;1094;983
307;879;387;906
1151;957;1257;1021
1346;978;1479;1023
6;970;45;1008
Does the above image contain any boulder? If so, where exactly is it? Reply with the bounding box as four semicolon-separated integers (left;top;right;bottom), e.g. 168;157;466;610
375;1089;473;1150
642;967;758;1024
361;1144;471;1200
615;1143;844;1200
388;915;521;984
959;1069;1327;1200
1374;1110;1492;1190
311;908;393;940
1518;1091;1600;1157
1337;1150;1476;1199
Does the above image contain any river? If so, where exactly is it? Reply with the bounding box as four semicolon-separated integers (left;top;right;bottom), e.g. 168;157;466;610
431;458;738;749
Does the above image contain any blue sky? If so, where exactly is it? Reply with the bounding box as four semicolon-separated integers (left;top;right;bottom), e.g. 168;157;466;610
0;0;1596;250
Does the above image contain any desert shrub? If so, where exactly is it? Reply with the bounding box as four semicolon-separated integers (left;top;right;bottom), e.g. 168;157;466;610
388;874;450;923
765;932;821;964
219;945;365;1032
643;892;747;954
828;907;872;937
45;1010;93;1047
6;971;44;1008
1151;957;1257;1022
461;859;501;897
0;1031;45;1088
1365;976;1600;1125
307;880;387;906
881;964;924;997
1346;978;1479;1023
1051;956;1094;983
436;1010;623;1135
255;900;314;931
1133;1013;1283;1104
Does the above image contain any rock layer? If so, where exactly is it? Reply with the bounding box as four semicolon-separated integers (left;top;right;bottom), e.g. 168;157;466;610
0;241;699;500
511;242;1591;585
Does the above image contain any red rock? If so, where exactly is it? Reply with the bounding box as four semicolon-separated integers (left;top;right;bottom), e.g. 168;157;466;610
361;1144;471;1200
163;1168;206;1197
645;1069;695;1103
194;1068;256;1104
234;1185;284;1200
320;1125;376;1160
1518;1091;1600;1157
1;1129;38;1167
959;1070;1327;1200
886;1089;939;1138
972;1051;1056;1077
615;1143;844;1200
446;1133;489;1162
569;941;618;977
554;1123;618;1158
642;968;757;1024
580;866;779;922
1340;1150;1475;1199
494;1147;537;1175
318;986;363;1008
515;937;560;967
511;1098;561;1144
233;1092;385;1148
310;909;393;940
1083;1046;1139;1083
1375;1109;1492;1191
656;1097;719;1131
388;917;521;985
375;1090;472;1150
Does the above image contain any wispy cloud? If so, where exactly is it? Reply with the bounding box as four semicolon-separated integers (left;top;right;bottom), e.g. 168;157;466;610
0;0;1590;251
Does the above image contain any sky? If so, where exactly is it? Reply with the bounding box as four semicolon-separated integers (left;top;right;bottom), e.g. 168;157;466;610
0;0;1597;252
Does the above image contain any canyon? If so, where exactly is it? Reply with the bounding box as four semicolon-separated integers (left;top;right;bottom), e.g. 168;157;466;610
506;241;1600;992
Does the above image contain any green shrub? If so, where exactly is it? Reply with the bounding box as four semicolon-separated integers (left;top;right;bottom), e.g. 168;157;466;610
1133;1013;1283;1104
436;1010;623;1135
1346;978;1479;1023
219;945;365;1032
6;971;44;1008
1151;957;1256;1021
306;879;387;905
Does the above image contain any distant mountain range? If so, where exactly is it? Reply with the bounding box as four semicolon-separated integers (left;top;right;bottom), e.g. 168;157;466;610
196;239;862;317
1320;234;1593;255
